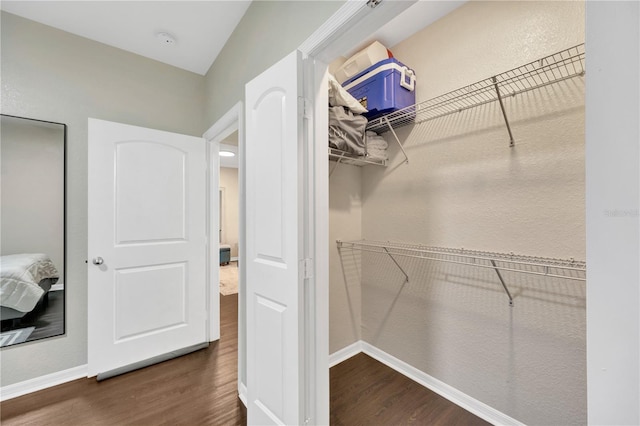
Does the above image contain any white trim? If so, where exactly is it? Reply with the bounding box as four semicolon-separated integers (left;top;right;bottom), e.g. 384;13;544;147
307;57;331;426
239;382;248;407
203;100;246;405
205;133;221;344
203;101;244;344
300;1;416;423
300;0;416;64
0;365;88;402
230;256;239;262
328;341;524;426
328;341;363;367
298;0;369;58
203;102;242;142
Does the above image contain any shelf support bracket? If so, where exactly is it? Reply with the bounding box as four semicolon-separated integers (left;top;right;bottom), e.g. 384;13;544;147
329;151;345;177
492;77;515;147
490;259;514;307
383;116;409;164
383;247;409;284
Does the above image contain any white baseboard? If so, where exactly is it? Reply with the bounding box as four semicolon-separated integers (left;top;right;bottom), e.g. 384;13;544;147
329;341;363;367
0;365;87;402
231;256;239;262
329;340;524;426
238;382;247;406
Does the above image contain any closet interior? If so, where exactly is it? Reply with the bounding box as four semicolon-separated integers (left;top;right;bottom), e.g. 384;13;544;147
327;2;586;425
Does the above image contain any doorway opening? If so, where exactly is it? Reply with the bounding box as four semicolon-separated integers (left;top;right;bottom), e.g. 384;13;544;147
310;1;586;425
218;136;239;297
204;101;247;404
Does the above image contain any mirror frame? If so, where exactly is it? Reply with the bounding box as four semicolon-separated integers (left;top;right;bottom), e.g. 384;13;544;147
1;113;67;346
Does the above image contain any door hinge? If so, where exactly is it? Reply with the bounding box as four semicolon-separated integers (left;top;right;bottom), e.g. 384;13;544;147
301;258;314;280
303;98;312;120
367;0;383;9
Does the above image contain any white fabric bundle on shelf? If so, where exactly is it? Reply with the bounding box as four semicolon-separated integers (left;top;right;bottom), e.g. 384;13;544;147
364;131;389;161
328;74;368;114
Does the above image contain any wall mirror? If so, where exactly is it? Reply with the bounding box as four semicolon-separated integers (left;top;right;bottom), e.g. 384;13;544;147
0;114;66;348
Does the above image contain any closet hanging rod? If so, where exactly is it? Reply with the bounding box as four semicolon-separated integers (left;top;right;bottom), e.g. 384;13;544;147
337;240;586;282
366;43;585;134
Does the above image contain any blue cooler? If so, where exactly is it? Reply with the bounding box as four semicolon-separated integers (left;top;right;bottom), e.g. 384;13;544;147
342;58;416;120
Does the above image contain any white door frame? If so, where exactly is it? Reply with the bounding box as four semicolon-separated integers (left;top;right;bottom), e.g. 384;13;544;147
202;101;246;402
296;1;418;423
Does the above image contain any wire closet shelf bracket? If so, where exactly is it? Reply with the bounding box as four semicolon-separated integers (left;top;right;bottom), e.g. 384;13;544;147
337;240;586;307
365;43;586;148
328;146;387;176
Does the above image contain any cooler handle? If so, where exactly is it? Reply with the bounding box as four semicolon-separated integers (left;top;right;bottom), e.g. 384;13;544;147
400;67;416;91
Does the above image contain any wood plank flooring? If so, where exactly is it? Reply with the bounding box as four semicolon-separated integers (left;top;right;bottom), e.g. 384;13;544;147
3;294;489;425
330;353;490;426
1;294;245;426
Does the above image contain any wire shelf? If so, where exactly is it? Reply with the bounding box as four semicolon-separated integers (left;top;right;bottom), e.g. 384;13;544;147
366;44;585;134
338;240;586;283
328;147;387;167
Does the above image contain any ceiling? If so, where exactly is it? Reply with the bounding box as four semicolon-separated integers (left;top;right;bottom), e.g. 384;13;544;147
220;130;238;168
0;1;252;75
343;0;466;58
0;1;465;76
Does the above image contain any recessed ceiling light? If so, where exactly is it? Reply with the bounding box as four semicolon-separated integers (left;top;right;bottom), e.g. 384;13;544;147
156;32;176;45
219;150;235;157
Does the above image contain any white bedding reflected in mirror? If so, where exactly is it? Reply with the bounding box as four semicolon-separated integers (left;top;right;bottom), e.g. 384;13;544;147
0;114;65;348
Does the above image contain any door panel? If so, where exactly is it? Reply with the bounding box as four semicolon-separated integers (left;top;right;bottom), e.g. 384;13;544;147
253;90;286;261
115;141;187;243
88;119;206;377
245;50;304;425
114;262;187;341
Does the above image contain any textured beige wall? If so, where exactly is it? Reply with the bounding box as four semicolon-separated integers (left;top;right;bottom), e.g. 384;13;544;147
0;11;205;387
329;164;362;353
203;0;344;125
355;2;586;424
219;167;239;258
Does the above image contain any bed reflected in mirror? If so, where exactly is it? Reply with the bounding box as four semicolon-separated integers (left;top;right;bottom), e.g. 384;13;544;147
1;114;66;348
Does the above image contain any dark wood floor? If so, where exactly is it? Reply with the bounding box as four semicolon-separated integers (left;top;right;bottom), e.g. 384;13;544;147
1;293;246;426
3;294;488;425
331;353;490;426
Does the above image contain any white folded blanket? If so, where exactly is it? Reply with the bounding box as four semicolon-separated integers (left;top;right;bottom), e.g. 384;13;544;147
365;148;389;161
329;74;368;114
1;254;59;312
366;131;389;149
364;131;388;160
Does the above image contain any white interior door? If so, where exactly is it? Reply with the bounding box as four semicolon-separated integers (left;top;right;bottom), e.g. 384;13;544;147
245;50;305;425
88;118;207;377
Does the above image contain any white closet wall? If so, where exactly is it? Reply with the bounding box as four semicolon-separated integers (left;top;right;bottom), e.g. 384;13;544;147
329;164;362;353
331;1;586;425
